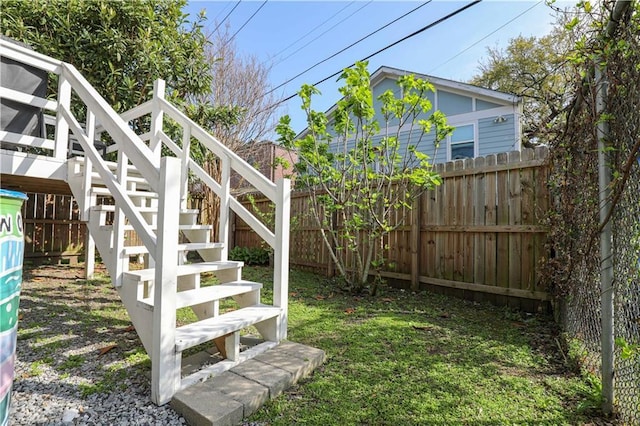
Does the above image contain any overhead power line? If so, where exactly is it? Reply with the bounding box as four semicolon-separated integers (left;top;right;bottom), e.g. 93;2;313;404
268;1;432;94
428;0;543;74
272;1;373;68
272;1;356;60
209;0;242;37
272;0;482;107
225;0;268;46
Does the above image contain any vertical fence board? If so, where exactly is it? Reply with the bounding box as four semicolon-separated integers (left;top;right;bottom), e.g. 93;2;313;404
463;158;475;283
473;156;486;287
484;154;497;287
496;153;510;306
508;151;523;295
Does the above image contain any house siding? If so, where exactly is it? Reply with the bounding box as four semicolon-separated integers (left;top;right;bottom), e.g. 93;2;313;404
476;99;503;111
478;114;517;156
437;90;473;115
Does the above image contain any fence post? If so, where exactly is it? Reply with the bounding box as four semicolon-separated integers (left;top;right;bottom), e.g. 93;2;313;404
596;65;615;415
410;196;421;291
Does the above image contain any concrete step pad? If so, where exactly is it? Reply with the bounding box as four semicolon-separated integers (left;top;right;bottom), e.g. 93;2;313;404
171;341;326;426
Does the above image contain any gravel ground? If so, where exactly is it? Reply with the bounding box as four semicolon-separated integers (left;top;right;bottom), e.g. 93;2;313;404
9;264;188;425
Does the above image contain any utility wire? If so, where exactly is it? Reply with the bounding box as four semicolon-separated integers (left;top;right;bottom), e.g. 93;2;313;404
271;0;482;106
209;0;242;37
428;0;543;74
272;2;356;60
272;1;373;68
268;0;432;92
226;0;268;46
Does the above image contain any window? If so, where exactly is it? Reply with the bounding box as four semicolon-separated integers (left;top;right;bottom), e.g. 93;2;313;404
449;124;475;160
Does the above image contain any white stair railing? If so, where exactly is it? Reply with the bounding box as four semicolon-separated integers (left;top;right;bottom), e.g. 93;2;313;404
115;83;291;337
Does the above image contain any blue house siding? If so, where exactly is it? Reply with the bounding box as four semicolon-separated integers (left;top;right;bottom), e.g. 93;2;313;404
397;129;446;165
477;115;517;156
476;99;503;111
372;78;401;126
438;90;473;116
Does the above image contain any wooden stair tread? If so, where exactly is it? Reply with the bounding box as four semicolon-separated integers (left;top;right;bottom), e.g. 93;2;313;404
91;187;157;197
100;224;212;232
175;305;281;352
122;242;223;255
123;261;243;282
92;204;157;213
138;280;262;309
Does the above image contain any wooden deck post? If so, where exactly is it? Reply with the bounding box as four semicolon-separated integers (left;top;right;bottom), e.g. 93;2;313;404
150;80;165;165
151;156;181;405
274;178;291;340
54;74;71;160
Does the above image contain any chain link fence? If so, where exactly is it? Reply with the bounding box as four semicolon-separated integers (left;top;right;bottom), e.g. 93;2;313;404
547;2;640;423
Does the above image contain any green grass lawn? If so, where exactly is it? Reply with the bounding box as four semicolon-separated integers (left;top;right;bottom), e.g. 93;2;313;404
240;267;604;425
17;264;606;425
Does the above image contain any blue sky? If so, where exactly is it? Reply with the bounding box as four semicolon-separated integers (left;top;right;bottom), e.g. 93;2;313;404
183;0;570;136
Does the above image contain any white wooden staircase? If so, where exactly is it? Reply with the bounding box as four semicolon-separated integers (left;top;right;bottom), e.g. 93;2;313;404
0;39;291;406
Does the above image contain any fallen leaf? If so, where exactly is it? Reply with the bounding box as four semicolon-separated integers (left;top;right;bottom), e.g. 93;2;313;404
381;297;394;303
345;307;356;314
439;312;450;319
18;314;24;320
314;295;326;300
98;344;118;357
289;292;299;297
116;325;135;333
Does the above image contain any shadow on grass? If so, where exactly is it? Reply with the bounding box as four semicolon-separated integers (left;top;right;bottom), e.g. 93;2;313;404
15;264;151;402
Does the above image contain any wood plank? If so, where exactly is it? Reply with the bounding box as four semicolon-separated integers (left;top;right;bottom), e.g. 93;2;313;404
508;151;522;294
138;281;262;309
374;270;549;300
473;156;486;286
463;158;474;283
453;160;464;282
124;261;243;282
410;196;420;290
434;163;445;278
437;157;547;178
175;305;281;352
484;154;497;287
520;149;535;291
495;152;510;296
533;147;550;293
418;275;549;301
443;162;455;280
423;189;435;278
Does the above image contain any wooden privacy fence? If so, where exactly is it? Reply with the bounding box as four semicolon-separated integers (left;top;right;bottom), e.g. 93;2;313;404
234;147;551;311
21;193;85;263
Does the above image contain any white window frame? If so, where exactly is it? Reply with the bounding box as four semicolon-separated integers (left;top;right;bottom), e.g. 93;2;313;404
447;122;477;161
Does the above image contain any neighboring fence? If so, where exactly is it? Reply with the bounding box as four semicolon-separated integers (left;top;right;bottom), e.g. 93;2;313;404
21;192;85;264
234;147;550;311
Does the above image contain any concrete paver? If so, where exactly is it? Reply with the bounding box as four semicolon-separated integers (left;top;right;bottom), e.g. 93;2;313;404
171;341;325;426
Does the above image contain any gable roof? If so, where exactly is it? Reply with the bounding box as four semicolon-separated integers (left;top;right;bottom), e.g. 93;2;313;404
370;65;520;104
296;65;521;138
